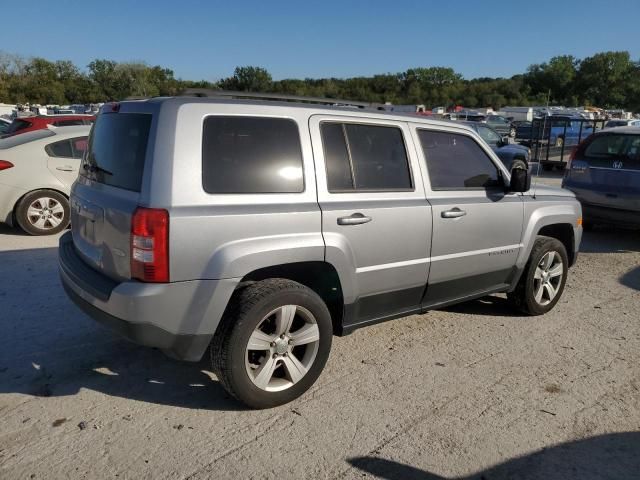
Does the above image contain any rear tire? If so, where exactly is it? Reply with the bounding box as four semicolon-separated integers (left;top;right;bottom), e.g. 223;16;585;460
507;236;568;315
15;190;70;236
211;279;333;409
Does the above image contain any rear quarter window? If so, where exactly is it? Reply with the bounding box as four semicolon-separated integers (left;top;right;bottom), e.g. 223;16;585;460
202;116;304;194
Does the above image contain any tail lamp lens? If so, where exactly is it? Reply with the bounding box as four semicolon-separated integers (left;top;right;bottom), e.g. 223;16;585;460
131;207;169;283
0;160;14;171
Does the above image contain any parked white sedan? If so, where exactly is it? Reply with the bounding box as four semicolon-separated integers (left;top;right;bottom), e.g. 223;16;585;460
0;125;90;235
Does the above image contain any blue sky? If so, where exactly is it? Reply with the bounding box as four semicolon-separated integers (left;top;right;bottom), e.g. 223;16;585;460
4;0;639;81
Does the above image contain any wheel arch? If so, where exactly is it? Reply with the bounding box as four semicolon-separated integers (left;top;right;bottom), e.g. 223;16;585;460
537;223;575;265
238;261;345;334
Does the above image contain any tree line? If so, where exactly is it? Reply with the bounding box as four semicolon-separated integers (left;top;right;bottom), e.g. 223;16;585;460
1;50;639;111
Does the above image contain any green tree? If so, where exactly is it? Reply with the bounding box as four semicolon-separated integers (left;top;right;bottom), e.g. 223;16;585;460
219;66;272;92
526;55;578;104
576;51;636;107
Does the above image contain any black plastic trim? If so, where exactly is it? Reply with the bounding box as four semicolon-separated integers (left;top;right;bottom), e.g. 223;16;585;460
59;232;117;302
61;279;211;362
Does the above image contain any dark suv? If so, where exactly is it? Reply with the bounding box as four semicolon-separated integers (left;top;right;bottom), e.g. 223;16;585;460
563;127;640;228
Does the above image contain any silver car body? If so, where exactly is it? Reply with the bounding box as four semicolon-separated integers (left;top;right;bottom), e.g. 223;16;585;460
0;125;90;226
59;98;582;361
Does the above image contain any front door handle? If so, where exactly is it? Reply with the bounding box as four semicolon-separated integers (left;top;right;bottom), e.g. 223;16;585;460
441;208;467;219
337;213;372;226
56;166;74;172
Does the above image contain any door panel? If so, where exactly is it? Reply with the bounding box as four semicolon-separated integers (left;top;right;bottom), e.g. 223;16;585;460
310;115;432;326
425;192;523;304
411;125;524;306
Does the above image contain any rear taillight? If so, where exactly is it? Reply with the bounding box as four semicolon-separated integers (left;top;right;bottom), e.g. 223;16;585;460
0;160;14;171
131;207;169;283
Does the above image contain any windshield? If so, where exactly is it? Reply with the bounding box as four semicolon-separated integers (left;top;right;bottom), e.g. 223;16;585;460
6;119;33;134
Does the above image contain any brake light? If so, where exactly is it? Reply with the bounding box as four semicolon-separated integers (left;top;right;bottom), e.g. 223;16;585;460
131;207;169;283
0;160;14;171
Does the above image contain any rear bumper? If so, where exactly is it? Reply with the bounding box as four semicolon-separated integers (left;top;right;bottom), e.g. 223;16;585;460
58;232;239;361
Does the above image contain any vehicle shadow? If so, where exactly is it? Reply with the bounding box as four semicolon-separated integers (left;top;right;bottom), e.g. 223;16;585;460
580;227;640;254
0;246;243;411
440;295;519;318
619;265;640;291
0;222;26;236
348;431;640;480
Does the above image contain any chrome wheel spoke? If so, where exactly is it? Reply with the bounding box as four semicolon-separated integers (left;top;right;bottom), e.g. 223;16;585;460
548;263;563;278
544;282;557;300
33;217;47;229
50;202;64;215
290;323;320;346
247;330;274;351
252;356;279;390
281;354;308;384
27;207;41;217
534;267;544;280
38;197;52;209
47;215;62;227
275;305;296;336
534;283;545;303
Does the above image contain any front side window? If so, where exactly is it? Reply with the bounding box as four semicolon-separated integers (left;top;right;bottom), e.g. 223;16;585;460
202;116;304;194
320;122;412;192
419;130;502;189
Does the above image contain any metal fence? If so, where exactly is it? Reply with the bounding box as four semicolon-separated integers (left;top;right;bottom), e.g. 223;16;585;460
516;117;606;168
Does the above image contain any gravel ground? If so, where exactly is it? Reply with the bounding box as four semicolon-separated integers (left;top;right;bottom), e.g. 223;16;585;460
1;174;638;480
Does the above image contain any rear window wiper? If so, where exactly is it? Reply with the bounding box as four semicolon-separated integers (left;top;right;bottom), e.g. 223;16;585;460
83;163;114;176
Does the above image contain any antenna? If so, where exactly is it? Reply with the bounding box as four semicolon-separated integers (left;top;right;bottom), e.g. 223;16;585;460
531;89;551;199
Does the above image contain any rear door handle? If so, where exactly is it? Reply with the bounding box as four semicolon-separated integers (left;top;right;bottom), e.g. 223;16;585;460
337;213;372;226
56;166;74;172
441;208;467;219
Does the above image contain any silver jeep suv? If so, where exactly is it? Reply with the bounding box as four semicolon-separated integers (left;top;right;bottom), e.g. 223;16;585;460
59;93;582;408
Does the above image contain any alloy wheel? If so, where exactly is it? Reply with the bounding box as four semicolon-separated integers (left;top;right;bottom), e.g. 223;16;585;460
26;197;65;231
245;304;320;392
533;251;564;306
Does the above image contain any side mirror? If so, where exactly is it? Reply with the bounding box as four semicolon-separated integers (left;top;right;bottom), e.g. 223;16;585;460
509;163;531;192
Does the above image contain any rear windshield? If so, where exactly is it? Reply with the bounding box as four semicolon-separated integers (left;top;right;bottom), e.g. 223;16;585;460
605;120;628;128
83;113;152;192
582;134;640;170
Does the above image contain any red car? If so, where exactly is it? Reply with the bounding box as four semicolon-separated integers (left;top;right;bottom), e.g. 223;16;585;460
2;114;95;138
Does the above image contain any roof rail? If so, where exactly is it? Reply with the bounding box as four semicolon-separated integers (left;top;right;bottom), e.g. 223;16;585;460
179;89;387;110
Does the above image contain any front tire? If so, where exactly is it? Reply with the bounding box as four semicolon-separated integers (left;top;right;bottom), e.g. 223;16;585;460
15;190;70;235
211;279;333;409
508;236;568;315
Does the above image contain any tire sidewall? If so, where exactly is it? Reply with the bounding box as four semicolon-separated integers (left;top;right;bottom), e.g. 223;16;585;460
523;238;568;315
16;190;70;236
226;286;333;408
